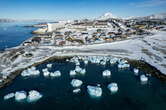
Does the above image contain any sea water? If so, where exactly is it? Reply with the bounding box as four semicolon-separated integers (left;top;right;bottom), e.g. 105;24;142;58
0;60;166;110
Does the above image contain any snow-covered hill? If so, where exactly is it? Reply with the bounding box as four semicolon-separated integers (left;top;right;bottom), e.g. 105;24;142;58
98;12;118;20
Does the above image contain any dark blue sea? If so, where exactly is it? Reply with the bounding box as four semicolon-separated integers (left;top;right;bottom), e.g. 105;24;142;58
0;23;166;110
0;22;37;51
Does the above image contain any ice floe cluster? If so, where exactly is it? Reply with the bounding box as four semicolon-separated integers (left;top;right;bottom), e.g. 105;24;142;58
21;66;40;77
17;55;150;100
4;90;42;103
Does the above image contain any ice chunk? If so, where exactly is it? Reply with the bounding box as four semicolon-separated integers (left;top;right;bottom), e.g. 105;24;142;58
15;91;27;101
46;64;52;68
107;83;118;93
133;68;139;76
140;75;148;83
118;63;130;69
75;66;82;73
84;60;88;65
110;58;118;64
27;90;42;102
42;68;50;77
102;70;111;77
4;93;15;100
73;88;81;93
70;70;76;76
80;69;86;75
52;71;61;77
87;85;102;97
71;79;83;87
21;67;40;77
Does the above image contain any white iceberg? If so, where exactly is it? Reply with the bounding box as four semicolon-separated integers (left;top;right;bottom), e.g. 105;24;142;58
75;66;82;73
107;83;118;93
87;85;102;97
46;64;52;68
102;70;111;77
42;68;50;77
73;88;81;93
27;90;42;102
110;58;118;64
71;79;83;87
21;67;40;77
84;60;88;65
133;68;139;75
70;70;76;76
15;91;27;101
80;69;86;75
118;63;130;69
52;71;61;77
140;75;148;83
4;93;15;100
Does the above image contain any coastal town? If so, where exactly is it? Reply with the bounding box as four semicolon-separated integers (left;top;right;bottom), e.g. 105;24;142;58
0;12;166;94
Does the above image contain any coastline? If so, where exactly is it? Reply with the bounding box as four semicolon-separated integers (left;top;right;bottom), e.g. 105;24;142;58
0;26;166;89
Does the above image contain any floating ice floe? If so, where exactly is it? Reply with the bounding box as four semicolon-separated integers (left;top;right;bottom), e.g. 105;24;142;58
100;60;106;65
51;71;61;77
71;79;83;88
21;67;40;77
4;93;15;100
42;68;50;77
84;60;88;65
87;85;102;97
75;66;82;73
117;59;130;69
107;83;118;93
133;68;139;75
102;70;111;77
118;63;130;69
27;90;42;102
110;58;118;64
80;69;86;75
69;70;77;76
73;88;81;93
140;75;148;83
15;91;27;101
46;64;52;68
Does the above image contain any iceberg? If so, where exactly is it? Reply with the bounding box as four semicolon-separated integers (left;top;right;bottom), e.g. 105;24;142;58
52;71;61;77
21;67;40;77
27;90;42;102
102;70;111;77
80;69;86;75
110;58;118;64
133;68;139;75
75;66;82;73
107;83;118;93
87;85;102;97
15;91;27;101
118;63;130;69
84;60;88;65
73;88;81;93
70;79;83;87
46;64;52;68
42;68;50;77
70;70;76;76
4;93;15;100
140;75;148;83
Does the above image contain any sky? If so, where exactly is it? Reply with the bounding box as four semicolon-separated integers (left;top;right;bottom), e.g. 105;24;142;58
0;0;166;20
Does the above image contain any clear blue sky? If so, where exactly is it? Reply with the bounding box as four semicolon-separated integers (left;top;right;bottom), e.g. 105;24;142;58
0;0;166;20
